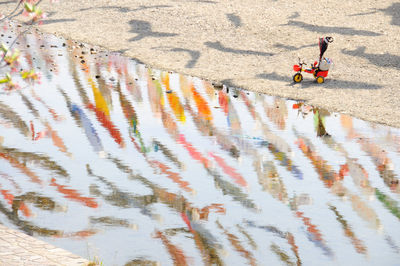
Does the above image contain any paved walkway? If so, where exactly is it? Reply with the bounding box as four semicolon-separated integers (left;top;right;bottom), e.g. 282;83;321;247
0;224;90;266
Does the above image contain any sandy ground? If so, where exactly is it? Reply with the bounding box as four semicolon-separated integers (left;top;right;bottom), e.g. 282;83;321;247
1;0;399;127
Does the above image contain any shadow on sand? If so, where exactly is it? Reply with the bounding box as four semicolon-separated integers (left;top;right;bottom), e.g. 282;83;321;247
79;5;172;13
189;0;217;3
342;47;400;70
204;41;274;56
349;3;400;27
0;1;15;5
152;46;201;68
226;13;242;28
256;72;383;89
42;18;76;25
284;20;382;36
274;42;317;51
128;20;178;42
380;3;400;26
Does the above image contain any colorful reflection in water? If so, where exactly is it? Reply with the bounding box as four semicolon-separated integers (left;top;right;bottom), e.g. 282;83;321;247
0;23;400;265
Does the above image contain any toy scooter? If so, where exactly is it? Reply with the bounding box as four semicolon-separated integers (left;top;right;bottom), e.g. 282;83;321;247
293;36;333;84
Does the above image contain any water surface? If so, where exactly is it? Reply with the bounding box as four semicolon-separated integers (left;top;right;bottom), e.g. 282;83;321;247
0;23;400;265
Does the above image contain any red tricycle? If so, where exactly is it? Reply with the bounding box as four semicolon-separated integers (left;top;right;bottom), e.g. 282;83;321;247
292;36;333;84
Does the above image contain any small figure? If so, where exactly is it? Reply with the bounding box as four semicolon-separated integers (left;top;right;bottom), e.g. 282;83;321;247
293;36;334;84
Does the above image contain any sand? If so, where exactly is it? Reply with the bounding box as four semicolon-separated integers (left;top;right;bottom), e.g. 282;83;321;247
1;0;399;127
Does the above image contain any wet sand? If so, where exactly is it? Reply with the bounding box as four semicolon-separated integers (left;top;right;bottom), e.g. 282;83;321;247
1;0;399;127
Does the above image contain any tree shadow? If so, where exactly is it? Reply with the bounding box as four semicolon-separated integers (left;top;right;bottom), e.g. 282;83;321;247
342;46;400;70
153;46;200;68
284;20;382;36
128;20;178;42
170;48;200;68
348;10;378;17
348;3;400;27
288;12;300;19
79;5;172;13
256;72;382;89
274;42;317;51
42;18;76;25
188;0;217;3
380;3;400;26
204;41;274;56
0;1;15;5
115;49;129;54
220;79;236;88
226;13;242;27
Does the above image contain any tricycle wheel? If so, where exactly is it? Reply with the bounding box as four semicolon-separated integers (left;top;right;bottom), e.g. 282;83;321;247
316;76;324;84
293;73;303;83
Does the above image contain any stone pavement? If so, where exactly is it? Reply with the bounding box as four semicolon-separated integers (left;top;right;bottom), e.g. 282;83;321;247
0;224;90;266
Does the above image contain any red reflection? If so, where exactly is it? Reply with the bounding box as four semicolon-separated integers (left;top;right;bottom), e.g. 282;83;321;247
218;91;229;115
50;178;98;208
296;211;323;242
209;152;247;187
178;134;210;168
240;91;256;120
0;189;31;217
86;103;124;147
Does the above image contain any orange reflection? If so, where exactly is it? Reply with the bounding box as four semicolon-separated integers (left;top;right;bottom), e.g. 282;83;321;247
296;138;343;188
0;152;42;184
217;221;256;266
329;205;367;254
190;84;212;121
163;73;186;123
341;115;400;194
149;160;193;193
264;99;287;130
203;80;217;100
296;136;381;230
45;122;70;155
286;232;301;265
155;230;188;266
166;91;186;123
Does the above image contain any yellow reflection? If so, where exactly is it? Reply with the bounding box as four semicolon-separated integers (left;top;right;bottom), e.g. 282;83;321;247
89;78;110;117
